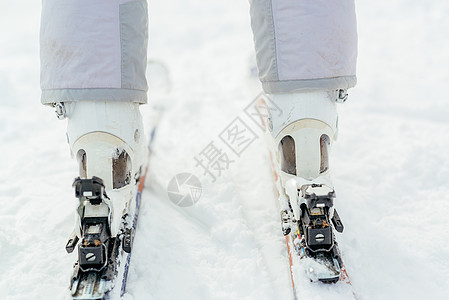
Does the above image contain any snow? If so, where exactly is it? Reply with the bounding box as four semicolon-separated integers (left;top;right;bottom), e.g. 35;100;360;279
1;0;449;299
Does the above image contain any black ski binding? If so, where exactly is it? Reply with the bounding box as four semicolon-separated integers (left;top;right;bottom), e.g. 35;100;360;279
296;183;345;283
73;177;112;272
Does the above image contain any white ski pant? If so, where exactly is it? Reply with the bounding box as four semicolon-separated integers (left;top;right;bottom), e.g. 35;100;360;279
40;0;149;104
250;0;357;93
40;0;357;105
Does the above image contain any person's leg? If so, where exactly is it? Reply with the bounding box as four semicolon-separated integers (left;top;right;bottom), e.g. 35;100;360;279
249;0;357;282
249;0;357;93
40;0;149;266
249;0;357;179
40;0;148;105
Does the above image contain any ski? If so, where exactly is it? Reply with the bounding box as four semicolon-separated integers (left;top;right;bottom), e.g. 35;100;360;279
271;167;355;299
255;96;356;299
67;109;163;300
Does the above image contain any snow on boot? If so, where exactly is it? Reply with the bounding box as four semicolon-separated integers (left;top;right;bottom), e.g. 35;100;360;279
263;90;348;283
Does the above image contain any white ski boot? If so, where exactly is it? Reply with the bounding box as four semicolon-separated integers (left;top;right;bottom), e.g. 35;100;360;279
264;89;347;283
60;101;146;266
66;101;146;191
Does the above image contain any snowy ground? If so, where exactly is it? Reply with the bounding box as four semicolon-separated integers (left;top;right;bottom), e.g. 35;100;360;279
1;1;449;299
